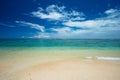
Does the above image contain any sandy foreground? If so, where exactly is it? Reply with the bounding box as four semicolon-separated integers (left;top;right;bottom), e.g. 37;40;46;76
0;58;120;80
0;50;120;80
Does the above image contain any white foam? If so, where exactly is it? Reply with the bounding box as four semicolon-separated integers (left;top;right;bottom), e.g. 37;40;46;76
86;56;120;61
96;56;120;60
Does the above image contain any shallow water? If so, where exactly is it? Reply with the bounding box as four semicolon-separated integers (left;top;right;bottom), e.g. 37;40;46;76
0;39;120;65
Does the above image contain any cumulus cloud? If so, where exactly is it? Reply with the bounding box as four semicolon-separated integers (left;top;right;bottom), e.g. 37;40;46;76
16;21;45;32
31;4;85;21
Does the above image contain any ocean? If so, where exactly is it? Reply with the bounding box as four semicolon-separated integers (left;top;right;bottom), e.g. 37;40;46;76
0;39;120;61
0;39;120;49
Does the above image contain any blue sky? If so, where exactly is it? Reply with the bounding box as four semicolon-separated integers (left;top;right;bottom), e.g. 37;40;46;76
0;0;120;39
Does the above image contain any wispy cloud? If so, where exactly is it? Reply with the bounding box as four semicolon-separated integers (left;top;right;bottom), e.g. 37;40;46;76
48;26;93;39
31;5;85;21
63;8;120;32
16;5;120;39
16;21;45;32
0;22;16;27
105;9;118;14
63;19;119;29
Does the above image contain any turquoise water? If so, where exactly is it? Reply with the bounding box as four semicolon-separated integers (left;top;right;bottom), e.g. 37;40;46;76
0;39;120;50
0;39;120;61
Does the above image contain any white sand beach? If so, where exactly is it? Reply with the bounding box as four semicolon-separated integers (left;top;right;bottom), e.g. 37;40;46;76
0;49;120;80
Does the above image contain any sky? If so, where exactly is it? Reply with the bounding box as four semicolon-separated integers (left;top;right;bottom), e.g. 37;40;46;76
0;0;120;39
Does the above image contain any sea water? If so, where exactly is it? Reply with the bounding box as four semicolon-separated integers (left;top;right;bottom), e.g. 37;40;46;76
0;39;120;63
0;39;120;49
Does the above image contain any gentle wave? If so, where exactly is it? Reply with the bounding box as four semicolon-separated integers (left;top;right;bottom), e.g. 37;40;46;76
96;57;120;60
86;56;120;60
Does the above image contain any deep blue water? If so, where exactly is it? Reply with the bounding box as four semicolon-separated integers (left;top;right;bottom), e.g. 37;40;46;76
0;39;120;49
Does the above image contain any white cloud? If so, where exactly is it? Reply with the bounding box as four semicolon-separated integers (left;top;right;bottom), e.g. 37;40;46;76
46;4;65;12
32;32;50;38
49;27;92;38
16;21;45;32
51;27;71;33
50;27;72;38
70;17;85;21
32;11;63;20
31;5;65;20
20;6;120;39
105;8;120;19
31;5;85;21
47;8;120;39
68;10;84;16
63;8;120;33
63;20;98;28
63;19;119;29
105;9;117;14
30;8;120;39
